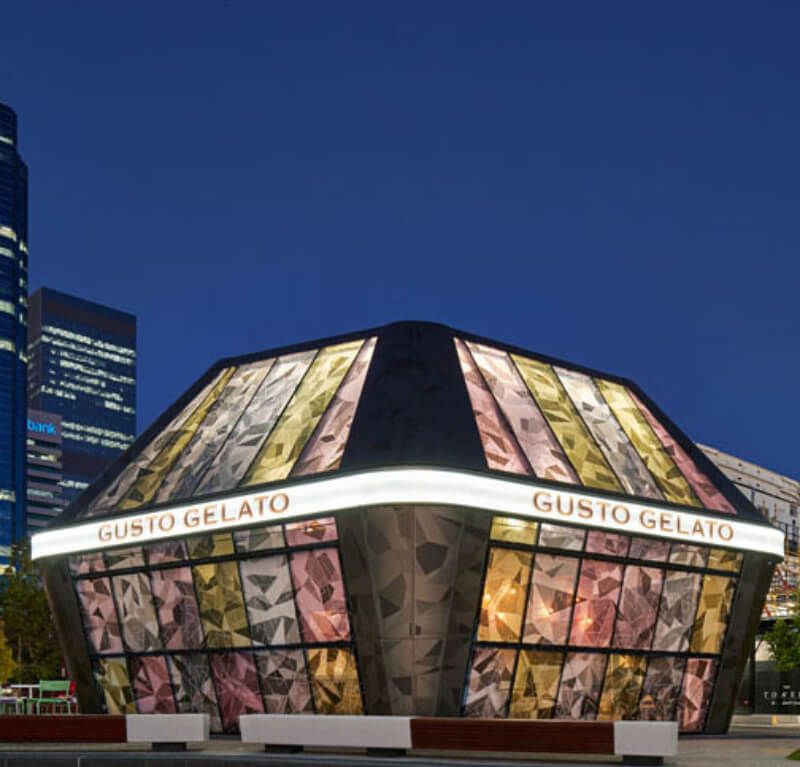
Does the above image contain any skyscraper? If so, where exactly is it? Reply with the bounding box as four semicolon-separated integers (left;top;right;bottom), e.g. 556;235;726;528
27;288;136;506
26;408;63;531
0;102;29;559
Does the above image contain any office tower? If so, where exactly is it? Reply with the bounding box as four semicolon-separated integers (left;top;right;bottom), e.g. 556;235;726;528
27;288;136;506
0;102;29;559
26;408;63;531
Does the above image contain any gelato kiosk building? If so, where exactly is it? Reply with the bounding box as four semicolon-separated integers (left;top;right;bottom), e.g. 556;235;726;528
32;322;783;734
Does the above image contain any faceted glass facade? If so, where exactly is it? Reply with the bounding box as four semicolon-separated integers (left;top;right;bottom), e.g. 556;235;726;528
464;514;740;732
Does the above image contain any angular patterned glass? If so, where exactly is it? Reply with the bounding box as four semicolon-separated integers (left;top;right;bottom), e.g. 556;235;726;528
463;646;515;718
490;516;538;545
146;540;188;565
613;566;663;650
210;651;265;732
707;548;742;573
652;570;702;652
679;658;716;732
234;523;285;553
193;561;250;647
690;575;734;654
290;548;351;642
76;577;123;654
245;340;364;485
240;555;301;645
466;342;577;483
112;572;161;652
523;553;579;645
151;566;204;650
454;338;530;474
630;391;737;515
669;543;708;568
69;552;106;575
104;546;145;571
255;649;313;713
585;531;629;557
118;367;235;510
94;658;136;715
628;537;670;562
195;350;316;494
510;650;563;719
555;367;662;498
596;380;700;508
569;559;623;648
130;655;176;714
169;653;222;732
597;654;646;720
639;656;685;721
513;355;622;492
555;652;607;720
538;523;585;551
307;647;363;715
292;337;377;476
187;532;235;560
285;516;338;547
478;547;532;642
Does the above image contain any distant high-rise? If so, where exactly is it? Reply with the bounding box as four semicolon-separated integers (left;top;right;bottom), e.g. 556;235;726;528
0;102;29;558
27;288;136;506
26;408;63;531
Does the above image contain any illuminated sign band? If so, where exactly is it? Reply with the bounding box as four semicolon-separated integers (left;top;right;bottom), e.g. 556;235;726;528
30;468;785;560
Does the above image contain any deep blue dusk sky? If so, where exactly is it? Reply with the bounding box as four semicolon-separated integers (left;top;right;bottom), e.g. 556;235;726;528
2;3;798;477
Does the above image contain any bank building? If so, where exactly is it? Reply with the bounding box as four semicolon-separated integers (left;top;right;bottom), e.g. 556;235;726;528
31;321;782;735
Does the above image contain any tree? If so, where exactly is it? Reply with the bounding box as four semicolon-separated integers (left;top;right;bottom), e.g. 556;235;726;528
0;621;17;684
764;592;800;672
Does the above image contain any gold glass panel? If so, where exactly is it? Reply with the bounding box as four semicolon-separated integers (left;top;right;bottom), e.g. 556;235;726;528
707;548;742;573
690;575;734;654
478;547;532;642
490;516;538;546
307;647;363;714
119;367;236;510
510;650;563;719
244;340;363;485
597;654;646;720
187;533;235;560
96;658;136;715
513;356;622;493
596;380;700;507
193;561;250;648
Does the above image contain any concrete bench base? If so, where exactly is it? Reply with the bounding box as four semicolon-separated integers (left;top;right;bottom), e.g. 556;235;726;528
126;714;210;751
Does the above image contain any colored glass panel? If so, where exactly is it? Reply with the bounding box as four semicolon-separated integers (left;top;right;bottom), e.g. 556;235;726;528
478;547;532;642
523;553;579;645
596;380;700;507
466;342;576;483
285;516;338;547
630;391;737;515
76;577;123;654
210;652;264;732
707;548;742;573
292;337;377;477
463;646;516;717
146;540;188;565
68;552;106;575
169;653;222;732
193;561;250;648
195;350;316;494
639;656;685;721
234;523;285;553
94;658;135;715
690;575;734;654
669;543;708;568
187;532;234;560
104;546;145;571
255;649;314;713
513;355;622;492
290;548;351;642
112;572;161;652
555;367;662;498
245;340;363;485
454;339;530;475
151;566;204;650
569;559;623;648
653;570;702;652
628;537;670;562
613;566;663;650
118;367;235;510
130;655;176;714
585;531;629;557
490;516;538;545
679;658;716;732
510;650;563;719
240;555;300;645
597;654;646;720
307;647;363;714
538;523;585;551
555;652;607;720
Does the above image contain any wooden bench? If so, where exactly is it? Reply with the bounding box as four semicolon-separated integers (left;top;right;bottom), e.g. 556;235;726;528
126;713;210;751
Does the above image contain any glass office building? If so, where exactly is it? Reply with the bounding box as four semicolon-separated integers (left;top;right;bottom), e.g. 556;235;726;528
0;102;29;559
26;408;63;532
33;322;782;734
27;288;136;506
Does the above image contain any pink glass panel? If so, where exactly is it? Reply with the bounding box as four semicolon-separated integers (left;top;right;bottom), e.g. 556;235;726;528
628;537;670;562
569;560;623;648
613;566;663;650
629;391;736;515
210;652;264;732
454;339;530;475
290;548;351;642
75;577;123;654
285;516;338;547
69;552;106;575
130;655;176;714
146;540;188;565
150;567;204;649
679;658;716;732
585;531;629;557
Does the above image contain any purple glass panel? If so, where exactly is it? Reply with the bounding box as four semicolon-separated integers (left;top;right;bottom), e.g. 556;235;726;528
290;548;350;642
613;566;663;650
639;656;685;721
169;653;222;732
585;531;629;557
652;571;702;652
146;540;188;565
569;560;623;648
255;650;313;713
130;655;176;714
210;652;264;733
285;516;338;547
463;646;516;717
75;577;123;654
150;567;204;649
69;552;106;575
679;658;716;732
555;652;607;720
628;537;670;562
